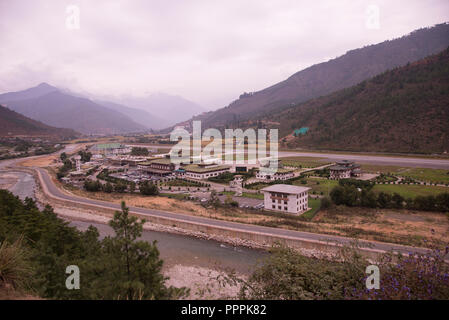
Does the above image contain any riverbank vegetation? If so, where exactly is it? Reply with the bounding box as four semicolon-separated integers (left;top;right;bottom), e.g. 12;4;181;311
330;179;449;212
223;243;449;300
0;190;186;299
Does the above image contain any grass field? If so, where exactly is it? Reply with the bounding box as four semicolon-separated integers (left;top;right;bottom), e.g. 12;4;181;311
399;168;449;184
280;156;332;168
292;177;338;195
223;191;264;200
361;165;449;184
372;184;449;198
360;164;409;174
302;198;321;220
241;192;264;200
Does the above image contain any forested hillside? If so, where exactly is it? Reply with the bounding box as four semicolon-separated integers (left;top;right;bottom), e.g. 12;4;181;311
0;191;186;299
0;105;78;139
256;48;449;153
182;23;449;131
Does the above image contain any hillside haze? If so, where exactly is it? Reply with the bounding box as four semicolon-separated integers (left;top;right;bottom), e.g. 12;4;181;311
118;93;205;127
0;104;78;139
93;99;169;130
186;23;449;130
0;84;148;135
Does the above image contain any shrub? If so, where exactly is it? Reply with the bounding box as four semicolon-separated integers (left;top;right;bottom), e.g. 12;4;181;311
104;182;113;193
84;180;102;192
139;181;159;196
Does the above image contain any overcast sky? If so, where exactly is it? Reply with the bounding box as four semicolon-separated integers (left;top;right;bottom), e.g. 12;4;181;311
1;0;448;109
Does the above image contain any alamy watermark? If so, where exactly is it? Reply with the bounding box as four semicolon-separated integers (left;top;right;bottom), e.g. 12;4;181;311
365;265;380;290
169;121;279;174
66;5;80;30
365;4;380;30
65;265;80;290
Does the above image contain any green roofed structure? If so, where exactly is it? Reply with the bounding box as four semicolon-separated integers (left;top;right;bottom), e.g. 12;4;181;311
293;127;309;137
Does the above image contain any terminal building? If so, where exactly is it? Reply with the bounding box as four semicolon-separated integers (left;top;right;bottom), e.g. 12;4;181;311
329;160;361;180
256;168;295;181
184;163;231;179
261;184;311;214
256;159;294;181
138;158;176;177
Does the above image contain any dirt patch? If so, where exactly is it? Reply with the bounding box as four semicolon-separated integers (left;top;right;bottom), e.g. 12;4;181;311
384;212;427;222
0;173;19;189
314;206;449;247
18;155;58;167
165;265;242;299
63;186;279;226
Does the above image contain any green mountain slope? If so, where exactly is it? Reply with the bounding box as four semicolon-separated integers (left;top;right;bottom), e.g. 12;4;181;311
181;23;449;131
257;48;449;153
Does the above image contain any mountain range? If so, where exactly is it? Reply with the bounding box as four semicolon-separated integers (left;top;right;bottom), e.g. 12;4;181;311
113;93;205;127
0;84;147;135
179;23;449;131
242;47;449;153
0;84;205;134
0;104;78;139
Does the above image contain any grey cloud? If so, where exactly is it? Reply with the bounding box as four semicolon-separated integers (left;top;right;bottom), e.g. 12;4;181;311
1;0;448;109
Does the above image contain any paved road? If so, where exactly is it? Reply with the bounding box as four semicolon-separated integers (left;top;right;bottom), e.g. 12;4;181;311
35;166;430;256
2;144;443;258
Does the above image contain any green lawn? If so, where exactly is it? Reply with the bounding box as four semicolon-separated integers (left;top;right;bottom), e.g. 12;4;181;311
398;168;449;184
292;177;338;195
372;184;449;198
165;179;203;187
302;198;321;220
361;165;449;184
360;164;408;174
223;191;264;200
241;192;264;200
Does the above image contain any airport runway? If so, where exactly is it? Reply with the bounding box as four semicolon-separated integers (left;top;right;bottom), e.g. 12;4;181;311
129;144;449;169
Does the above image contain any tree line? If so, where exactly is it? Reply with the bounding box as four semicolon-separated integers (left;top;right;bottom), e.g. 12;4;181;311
0;190;185;299
330;179;449;212
84;179;159;196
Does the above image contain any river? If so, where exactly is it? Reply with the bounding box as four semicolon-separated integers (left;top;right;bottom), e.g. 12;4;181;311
1;166;266;275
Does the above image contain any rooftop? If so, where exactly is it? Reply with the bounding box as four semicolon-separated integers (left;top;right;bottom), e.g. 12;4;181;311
150;158;174;165
330;165;352;171
261;184;311;194
184;164;230;173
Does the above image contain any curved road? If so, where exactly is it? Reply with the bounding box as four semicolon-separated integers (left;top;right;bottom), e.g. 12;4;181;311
35;167;429;256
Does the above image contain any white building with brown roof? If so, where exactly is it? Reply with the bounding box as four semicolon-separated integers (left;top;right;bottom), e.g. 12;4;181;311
261;184;311;214
184;163;231;180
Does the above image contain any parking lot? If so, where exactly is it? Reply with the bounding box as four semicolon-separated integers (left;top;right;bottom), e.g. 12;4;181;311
179;190;264;209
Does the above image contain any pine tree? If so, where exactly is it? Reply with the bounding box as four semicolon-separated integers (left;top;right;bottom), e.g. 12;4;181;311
105;202;187;299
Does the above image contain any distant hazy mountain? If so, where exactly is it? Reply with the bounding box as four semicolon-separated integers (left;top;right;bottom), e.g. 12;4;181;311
249;48;449;153
0;83;58;102
187;23;449;130
118;93;205;127
94;99;169;130
0;84;148;135
0;104;78;139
